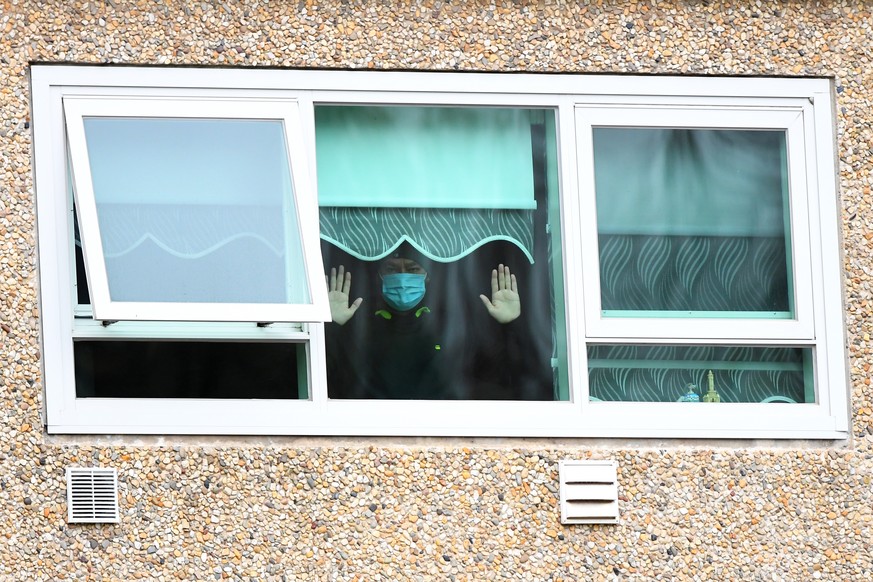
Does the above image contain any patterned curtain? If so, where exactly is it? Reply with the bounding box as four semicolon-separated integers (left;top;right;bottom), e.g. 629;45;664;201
319;207;536;263
588;344;808;403
599;234;789;312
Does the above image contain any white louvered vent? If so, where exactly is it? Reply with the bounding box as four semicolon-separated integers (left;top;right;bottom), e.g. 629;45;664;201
559;460;619;525
66;467;120;524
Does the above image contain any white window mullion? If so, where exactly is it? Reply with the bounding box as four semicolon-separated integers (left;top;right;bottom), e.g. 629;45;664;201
296;93;331;409
557;97;589;407
807;90;850;429
298;92;319;203
307;323;330;407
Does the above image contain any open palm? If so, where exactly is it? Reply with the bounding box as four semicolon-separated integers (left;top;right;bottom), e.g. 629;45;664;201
479;264;520;324
326;265;362;325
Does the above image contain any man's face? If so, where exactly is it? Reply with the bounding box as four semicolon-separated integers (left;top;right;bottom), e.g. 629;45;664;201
378;258;427;278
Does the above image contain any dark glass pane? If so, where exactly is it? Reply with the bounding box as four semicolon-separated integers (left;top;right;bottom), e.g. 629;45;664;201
588;344;813;403
75;238;90;305
72;205;91;305
74;341;305;399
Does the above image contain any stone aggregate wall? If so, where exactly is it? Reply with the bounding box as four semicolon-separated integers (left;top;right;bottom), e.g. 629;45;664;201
1;0;872;579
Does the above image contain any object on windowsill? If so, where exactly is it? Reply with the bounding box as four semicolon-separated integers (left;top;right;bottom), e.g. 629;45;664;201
678;383;699;402
702;369;721;403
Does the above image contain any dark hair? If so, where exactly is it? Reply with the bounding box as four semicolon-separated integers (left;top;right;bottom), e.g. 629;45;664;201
383;242;432;270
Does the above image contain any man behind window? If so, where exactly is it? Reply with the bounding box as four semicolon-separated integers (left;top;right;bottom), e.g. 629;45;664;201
324;243;521;399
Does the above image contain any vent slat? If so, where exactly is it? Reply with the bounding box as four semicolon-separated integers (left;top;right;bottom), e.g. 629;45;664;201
563;483;618;501
564;500;619;518
66;468;120;524
561;464;616;484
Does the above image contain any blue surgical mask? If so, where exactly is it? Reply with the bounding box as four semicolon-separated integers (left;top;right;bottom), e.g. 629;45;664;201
382;273;426;312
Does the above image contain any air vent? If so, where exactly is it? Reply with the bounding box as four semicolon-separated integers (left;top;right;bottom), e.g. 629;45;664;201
66;467;120;523
559;460;619;525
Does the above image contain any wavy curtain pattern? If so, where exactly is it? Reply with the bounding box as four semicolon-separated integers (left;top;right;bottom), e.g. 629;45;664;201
598;235;789;312
588;345;810;403
95;204;291;303
593;128;792;315
319;207;536;263
98;205;285;259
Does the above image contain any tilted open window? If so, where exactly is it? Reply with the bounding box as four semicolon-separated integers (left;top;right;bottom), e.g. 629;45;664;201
64;96;328;323
32;67;848;438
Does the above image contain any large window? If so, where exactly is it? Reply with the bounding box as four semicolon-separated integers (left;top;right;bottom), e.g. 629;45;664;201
32;67;848;437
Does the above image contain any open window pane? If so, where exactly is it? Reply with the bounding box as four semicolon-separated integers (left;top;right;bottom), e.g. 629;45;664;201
593;128;793;318
588;344;813;403
65;97;329;322
83;117;307;304
319;106;565;401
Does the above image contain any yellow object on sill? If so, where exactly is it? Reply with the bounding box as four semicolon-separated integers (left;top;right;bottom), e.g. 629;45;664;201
702;370;721;403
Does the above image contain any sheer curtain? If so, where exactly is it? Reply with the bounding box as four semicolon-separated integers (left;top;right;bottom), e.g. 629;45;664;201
592;128;792;314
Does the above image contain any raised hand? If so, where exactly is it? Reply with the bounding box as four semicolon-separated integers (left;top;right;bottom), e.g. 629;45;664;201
479;264;520;324
326;265;363;325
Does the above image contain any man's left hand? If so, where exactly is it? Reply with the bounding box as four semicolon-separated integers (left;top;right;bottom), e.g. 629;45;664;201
479;264;521;324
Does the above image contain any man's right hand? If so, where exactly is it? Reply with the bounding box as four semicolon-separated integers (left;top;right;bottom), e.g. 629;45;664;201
327;265;363;325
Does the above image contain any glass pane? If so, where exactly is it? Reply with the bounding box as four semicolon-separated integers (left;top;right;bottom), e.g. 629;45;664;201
81;117;309;304
73;207;90;305
593;128;792;317
318;106;565;400
588;344;813;403
74;341;307;399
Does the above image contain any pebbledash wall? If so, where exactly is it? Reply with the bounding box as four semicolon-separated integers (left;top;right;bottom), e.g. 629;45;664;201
1;0;872;580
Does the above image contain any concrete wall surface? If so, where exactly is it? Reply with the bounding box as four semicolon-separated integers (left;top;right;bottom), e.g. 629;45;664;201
1;1;872;580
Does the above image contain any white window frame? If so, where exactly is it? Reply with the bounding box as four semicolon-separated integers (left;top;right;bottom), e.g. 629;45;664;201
575;102;815;341
63;95;329;323
32;66;849;438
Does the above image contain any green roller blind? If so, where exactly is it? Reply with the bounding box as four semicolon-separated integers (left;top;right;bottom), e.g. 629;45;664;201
315;106;537;209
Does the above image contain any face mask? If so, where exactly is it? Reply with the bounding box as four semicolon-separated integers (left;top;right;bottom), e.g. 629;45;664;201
382;273;426;312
